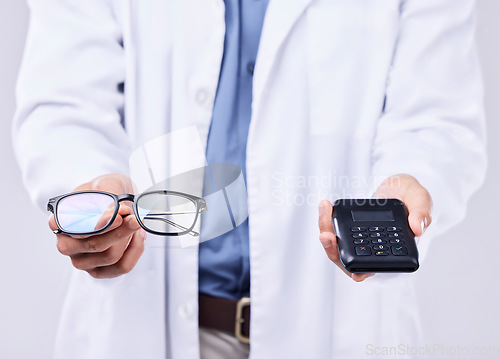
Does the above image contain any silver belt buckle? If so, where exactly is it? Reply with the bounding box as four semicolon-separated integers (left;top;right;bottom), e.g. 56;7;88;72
235;297;251;344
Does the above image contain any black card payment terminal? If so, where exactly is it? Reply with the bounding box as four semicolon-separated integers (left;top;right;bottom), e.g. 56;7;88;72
332;199;419;273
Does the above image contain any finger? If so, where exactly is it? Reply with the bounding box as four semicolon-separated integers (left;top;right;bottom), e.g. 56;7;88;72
92;204;119;232
320;231;374;281
70;233;132;270
318;200;340;259
118;203;134;216
352;273;376;282
319;231;349;273
318;201;353;278
403;182;433;237
56;214;141;256
48;214;57;232
318;200;334;234
88;230;146;279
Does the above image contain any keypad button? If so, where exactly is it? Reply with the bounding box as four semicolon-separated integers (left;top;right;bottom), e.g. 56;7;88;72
351;227;367;232
371;239;387;244
352;233;368;239
369;227;384;232
389;238;405;244
353;239;370;245
387;227;402;232
375;251;389;256
370;232;386;238
388;233;403;238
355;246;372;256
372;244;389;251
391;245;408;256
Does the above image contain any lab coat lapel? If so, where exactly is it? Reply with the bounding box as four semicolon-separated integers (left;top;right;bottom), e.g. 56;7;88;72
253;0;313;103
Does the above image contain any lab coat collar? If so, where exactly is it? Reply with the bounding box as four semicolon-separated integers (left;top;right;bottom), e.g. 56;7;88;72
253;0;314;103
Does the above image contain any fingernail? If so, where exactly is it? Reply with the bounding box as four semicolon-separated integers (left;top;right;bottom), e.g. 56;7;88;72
320;238;332;249
420;218;426;235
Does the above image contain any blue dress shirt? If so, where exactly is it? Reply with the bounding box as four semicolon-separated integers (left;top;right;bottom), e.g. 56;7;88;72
198;0;269;300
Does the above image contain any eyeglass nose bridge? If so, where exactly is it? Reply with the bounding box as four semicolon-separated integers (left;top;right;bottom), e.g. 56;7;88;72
116;194;136;203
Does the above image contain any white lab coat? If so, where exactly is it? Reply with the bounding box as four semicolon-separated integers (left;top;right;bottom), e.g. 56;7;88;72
13;0;486;358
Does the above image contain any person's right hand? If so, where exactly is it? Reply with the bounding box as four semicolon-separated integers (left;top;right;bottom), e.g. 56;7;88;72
49;174;146;279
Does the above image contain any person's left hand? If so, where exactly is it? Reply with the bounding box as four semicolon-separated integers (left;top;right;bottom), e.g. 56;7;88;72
318;174;433;282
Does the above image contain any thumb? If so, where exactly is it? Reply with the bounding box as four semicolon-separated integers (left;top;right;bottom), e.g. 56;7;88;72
404;182;433;237
374;174;433;238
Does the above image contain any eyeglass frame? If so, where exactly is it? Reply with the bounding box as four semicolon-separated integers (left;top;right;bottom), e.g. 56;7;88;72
47;190;208;237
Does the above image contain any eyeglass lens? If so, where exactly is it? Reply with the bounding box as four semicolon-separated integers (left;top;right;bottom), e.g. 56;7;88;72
136;193;198;235
56;193;116;234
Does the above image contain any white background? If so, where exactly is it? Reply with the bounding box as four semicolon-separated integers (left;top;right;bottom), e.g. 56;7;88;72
0;0;499;358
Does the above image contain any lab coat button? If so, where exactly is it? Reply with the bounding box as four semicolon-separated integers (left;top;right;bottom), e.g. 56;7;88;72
178;301;196;320
195;89;214;110
196;89;208;105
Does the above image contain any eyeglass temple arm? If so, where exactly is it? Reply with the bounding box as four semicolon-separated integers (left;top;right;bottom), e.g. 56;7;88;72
143;215;200;236
144;210;202;215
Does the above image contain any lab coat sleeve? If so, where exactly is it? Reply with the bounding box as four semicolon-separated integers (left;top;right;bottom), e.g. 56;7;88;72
12;0;129;210
370;0;487;258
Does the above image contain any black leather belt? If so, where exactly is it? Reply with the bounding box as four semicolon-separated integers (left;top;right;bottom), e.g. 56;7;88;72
198;294;251;344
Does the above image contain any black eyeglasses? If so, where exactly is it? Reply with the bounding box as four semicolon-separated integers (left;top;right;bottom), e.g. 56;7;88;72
47;190;207;237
